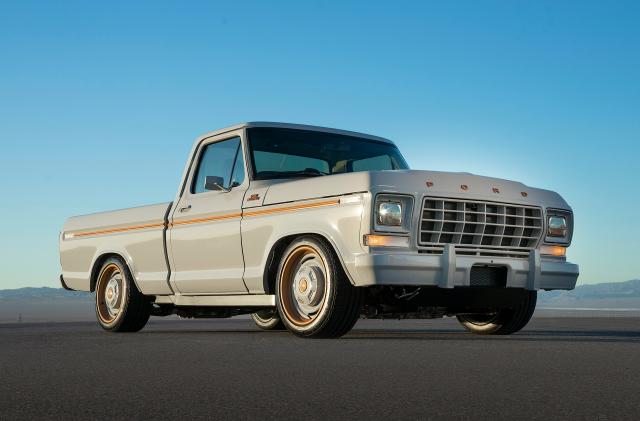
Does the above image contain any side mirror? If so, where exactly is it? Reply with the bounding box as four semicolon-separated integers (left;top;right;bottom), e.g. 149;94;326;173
204;176;228;192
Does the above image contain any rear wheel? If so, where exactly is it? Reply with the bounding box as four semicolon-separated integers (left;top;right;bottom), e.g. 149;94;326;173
276;237;362;338
95;257;151;332
251;309;285;330
456;290;537;335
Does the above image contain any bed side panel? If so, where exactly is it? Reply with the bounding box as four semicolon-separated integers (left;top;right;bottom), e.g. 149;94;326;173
60;202;172;295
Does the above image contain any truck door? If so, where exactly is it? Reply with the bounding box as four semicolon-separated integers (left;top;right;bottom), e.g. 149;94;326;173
168;132;249;294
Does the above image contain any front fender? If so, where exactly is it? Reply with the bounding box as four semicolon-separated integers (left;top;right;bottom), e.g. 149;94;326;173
240;195;367;293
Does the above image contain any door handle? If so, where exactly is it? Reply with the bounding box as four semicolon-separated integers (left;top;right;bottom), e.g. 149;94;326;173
179;205;192;213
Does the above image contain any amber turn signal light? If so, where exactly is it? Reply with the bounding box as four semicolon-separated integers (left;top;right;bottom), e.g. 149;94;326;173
363;234;410;248
540;245;567;257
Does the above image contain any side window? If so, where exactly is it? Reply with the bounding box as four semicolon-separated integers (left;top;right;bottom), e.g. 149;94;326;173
192;137;243;194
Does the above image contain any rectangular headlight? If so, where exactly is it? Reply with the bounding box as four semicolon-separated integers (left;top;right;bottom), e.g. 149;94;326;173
548;216;568;237
377;201;403;226
545;209;573;245
374;194;414;233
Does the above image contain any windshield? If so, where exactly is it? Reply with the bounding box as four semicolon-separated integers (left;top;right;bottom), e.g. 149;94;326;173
247;127;409;180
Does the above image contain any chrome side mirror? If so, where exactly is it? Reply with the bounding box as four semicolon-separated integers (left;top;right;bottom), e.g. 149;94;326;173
204;176;229;192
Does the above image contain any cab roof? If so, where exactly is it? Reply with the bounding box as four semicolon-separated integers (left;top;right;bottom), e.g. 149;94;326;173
194;122;395;145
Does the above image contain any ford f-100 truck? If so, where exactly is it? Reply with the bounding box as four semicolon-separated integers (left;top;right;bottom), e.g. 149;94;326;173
59;122;578;337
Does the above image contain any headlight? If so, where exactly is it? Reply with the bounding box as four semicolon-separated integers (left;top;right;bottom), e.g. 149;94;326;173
548;216;567;237
545;209;573;245
377;201;402;226
373;194;414;233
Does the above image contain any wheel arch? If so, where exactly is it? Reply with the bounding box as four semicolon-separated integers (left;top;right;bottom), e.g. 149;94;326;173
89;251;141;293
262;232;355;294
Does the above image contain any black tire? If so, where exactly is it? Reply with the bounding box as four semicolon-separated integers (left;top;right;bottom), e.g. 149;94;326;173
275;236;362;338
95;257;152;332
251;309;286;331
456;290;537;335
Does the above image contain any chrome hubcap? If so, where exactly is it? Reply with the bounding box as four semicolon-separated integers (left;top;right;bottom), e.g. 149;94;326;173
104;274;122;318
291;258;325;320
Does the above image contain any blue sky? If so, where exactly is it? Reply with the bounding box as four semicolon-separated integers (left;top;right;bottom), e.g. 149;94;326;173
0;1;638;289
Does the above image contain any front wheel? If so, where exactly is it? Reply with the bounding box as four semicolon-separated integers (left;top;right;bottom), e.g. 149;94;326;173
276;236;362;338
95;257;151;332
456;290;537;335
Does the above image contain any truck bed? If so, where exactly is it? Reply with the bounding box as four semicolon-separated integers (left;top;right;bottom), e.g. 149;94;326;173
59;202;173;295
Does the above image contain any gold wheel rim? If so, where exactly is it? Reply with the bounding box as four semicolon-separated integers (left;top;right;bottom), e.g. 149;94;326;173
96;263;126;324
278;245;329;327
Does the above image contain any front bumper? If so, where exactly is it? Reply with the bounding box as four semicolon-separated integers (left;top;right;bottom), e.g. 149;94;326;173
353;245;579;290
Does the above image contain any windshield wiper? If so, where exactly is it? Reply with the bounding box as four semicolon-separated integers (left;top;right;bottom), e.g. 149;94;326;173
279;170;329;178
295;169;329;176
292;172;326;178
255;170;330;180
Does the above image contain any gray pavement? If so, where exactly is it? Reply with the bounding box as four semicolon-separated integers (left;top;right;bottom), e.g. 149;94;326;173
1;316;639;420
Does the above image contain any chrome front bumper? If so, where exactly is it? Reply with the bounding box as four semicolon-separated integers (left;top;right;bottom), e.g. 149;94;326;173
353;245;579;290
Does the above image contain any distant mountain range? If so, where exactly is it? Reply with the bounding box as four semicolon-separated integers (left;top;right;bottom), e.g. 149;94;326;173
0;287;91;300
537;279;640;309
1;280;639;307
542;279;640;300
0;287;93;323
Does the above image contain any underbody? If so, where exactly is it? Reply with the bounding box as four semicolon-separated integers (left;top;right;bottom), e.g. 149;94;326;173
148;286;535;320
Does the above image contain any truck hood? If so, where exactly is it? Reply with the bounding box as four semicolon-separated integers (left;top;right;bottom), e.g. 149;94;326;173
261;170;571;211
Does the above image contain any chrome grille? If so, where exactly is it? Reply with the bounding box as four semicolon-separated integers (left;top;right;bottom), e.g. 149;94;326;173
419;197;543;258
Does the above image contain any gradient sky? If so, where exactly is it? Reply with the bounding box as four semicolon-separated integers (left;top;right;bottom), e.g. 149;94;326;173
1;1;638;289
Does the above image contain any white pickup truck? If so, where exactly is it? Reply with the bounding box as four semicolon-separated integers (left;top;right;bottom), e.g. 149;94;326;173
60;122;578;337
